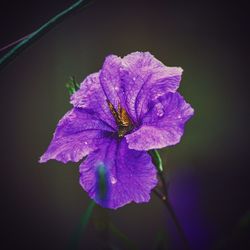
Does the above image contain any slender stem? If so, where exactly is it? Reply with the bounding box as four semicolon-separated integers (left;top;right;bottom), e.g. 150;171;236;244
158;171;168;195
68;200;96;250
0;33;31;52
93;205;110;249
109;222;139;250
154;172;191;250
163;198;191;250
0;0;93;72
153;187;166;200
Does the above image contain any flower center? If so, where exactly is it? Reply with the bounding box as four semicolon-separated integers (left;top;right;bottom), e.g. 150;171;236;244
106;100;133;138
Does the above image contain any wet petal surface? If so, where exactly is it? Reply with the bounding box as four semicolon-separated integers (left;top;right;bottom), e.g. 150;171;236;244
79;138;158;209
126;92;194;150
70;72;117;130
40;108;114;163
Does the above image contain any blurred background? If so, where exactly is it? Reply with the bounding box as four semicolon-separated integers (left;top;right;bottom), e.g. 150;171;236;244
0;0;249;249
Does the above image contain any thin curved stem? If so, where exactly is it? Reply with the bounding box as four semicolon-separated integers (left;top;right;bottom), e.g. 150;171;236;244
0;33;31;52
109;222;139;250
150;149;191;249
68;200;96;250
154;171;191;250
163;196;191;250
0;0;93;72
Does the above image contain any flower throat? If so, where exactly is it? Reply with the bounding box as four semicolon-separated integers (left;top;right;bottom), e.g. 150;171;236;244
107;100;133;138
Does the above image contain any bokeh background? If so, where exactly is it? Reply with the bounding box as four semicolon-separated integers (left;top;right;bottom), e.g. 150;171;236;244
0;0;249;249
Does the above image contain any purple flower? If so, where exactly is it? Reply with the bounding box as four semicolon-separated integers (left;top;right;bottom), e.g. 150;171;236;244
39;52;194;209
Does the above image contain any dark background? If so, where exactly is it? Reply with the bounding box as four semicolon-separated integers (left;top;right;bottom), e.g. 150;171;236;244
0;0;249;249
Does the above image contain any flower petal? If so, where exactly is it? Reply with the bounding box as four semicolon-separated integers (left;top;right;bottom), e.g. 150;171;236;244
121;52;183;123
39;108;114;164
70;72;116;129
79;138;157;209
125;92;194;151
99;55;124;110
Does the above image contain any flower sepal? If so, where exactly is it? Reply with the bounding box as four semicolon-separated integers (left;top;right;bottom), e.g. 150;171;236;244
66;76;80;95
149;149;163;173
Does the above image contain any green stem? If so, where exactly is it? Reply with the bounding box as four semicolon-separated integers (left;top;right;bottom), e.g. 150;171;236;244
150;150;191;250
68;200;96;250
163;197;191;250
0;0;93;71
93;205;110;249
109;222;139;250
153;180;191;250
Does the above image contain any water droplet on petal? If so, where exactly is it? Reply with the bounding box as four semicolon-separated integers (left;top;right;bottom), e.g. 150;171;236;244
157;110;164;117
84;141;88;145
155;103;164;117
110;176;117;184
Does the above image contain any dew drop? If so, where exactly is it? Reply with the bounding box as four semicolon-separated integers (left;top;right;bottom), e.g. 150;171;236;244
157;110;164;117
155;103;164;117
84;141;88;145
110;176;117;184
